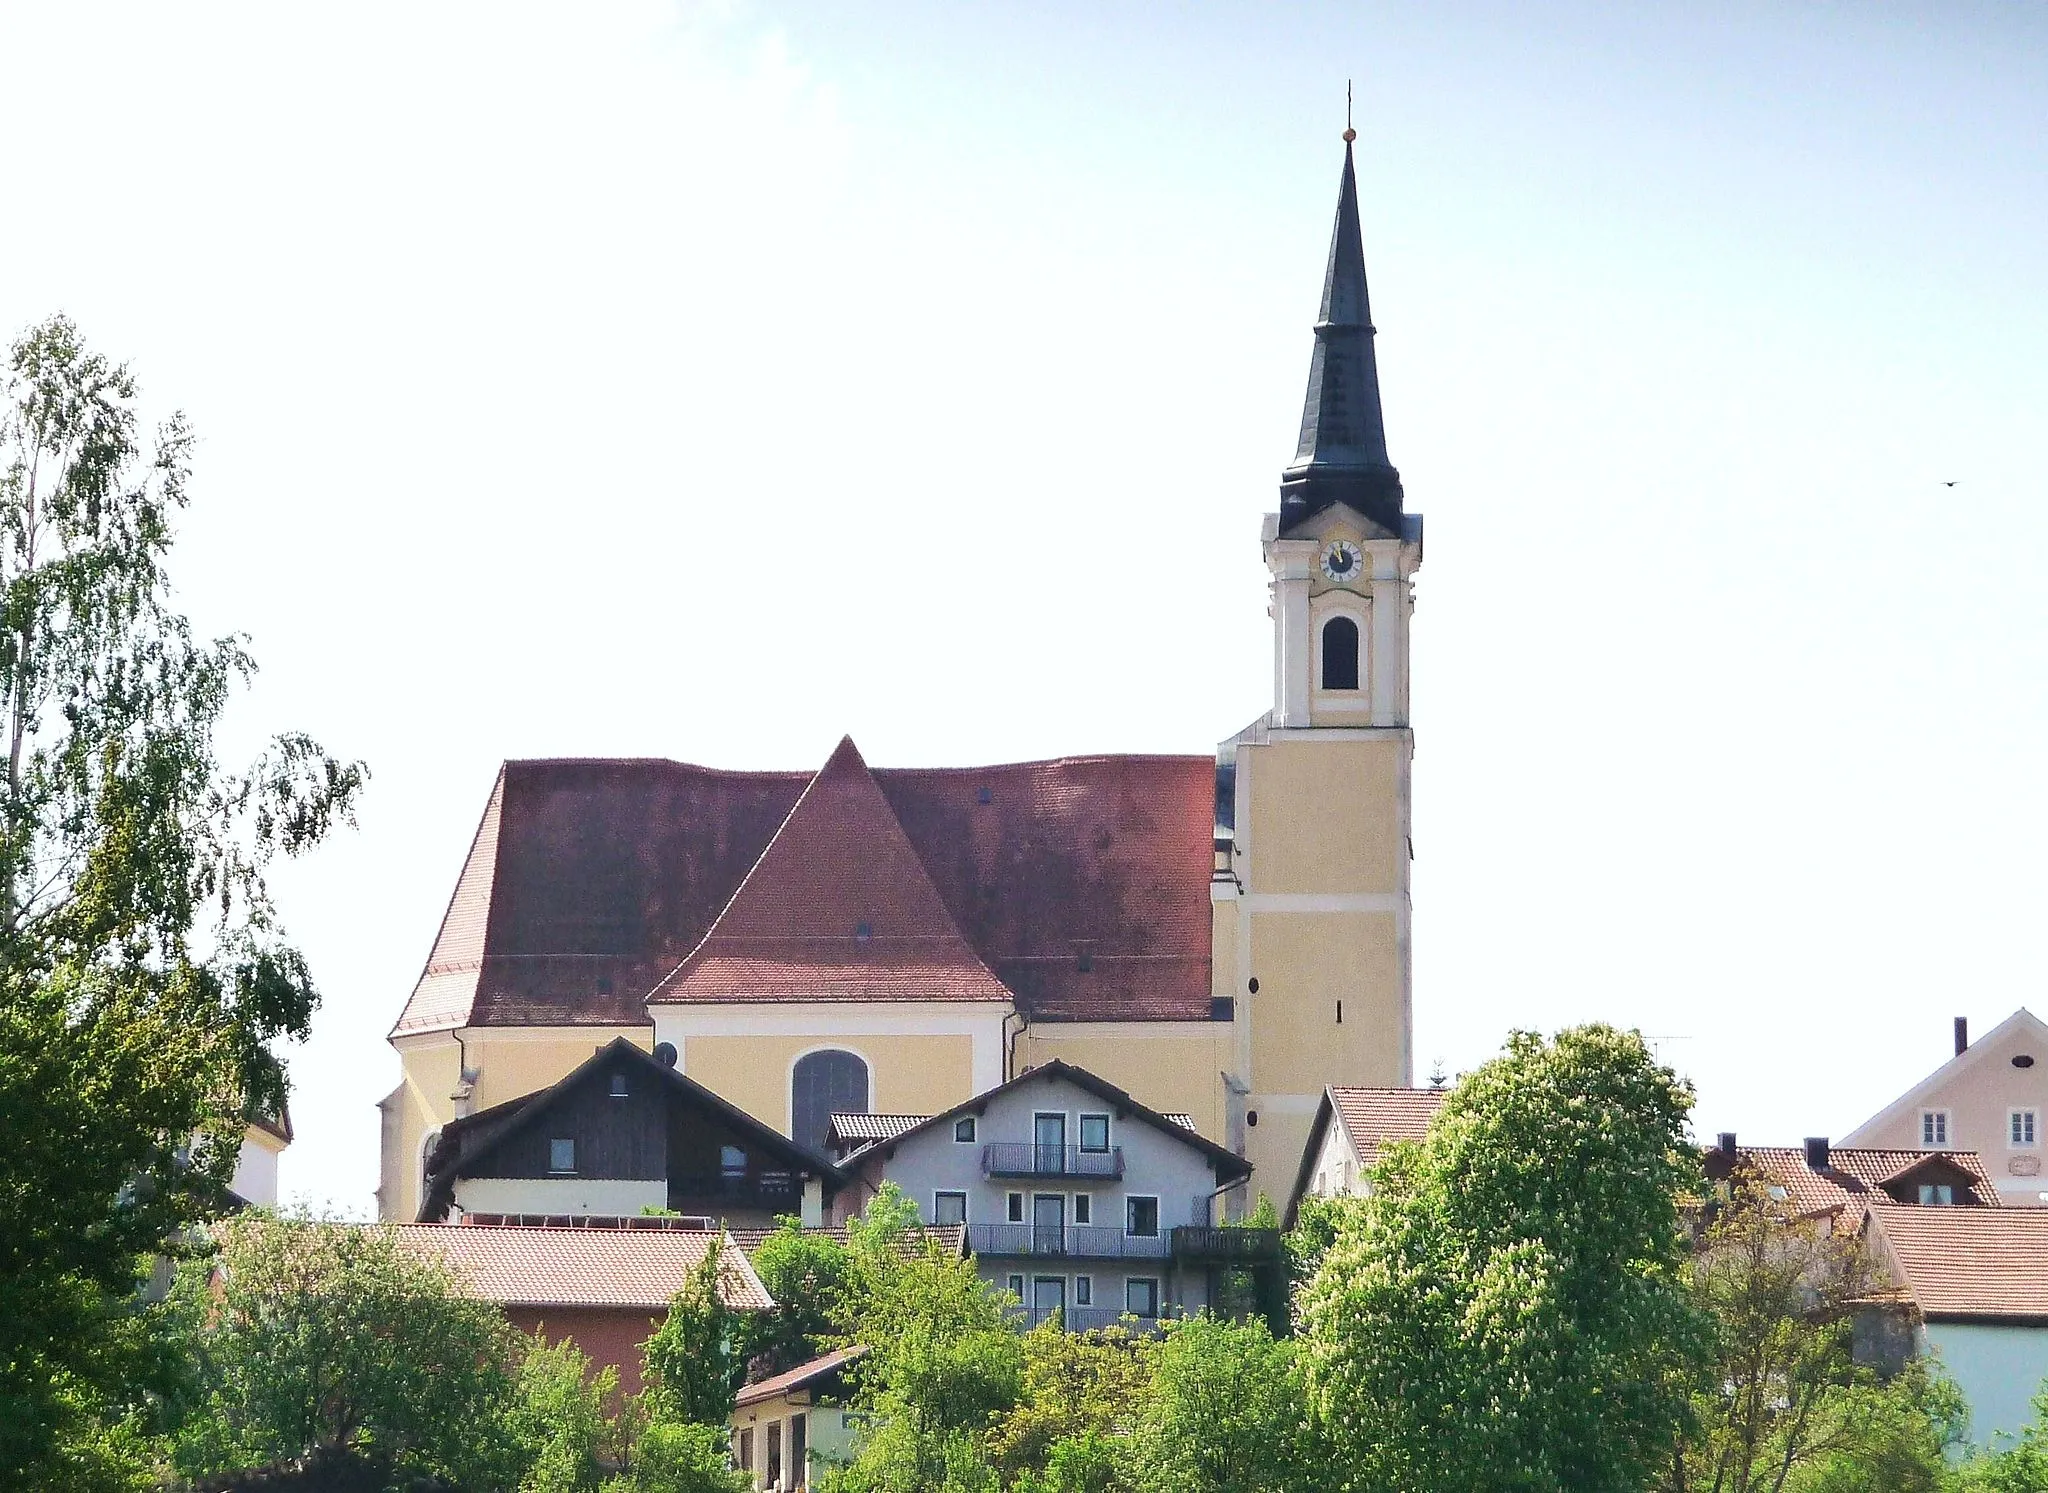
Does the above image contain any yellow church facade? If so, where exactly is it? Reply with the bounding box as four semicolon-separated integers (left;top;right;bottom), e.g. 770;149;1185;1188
375;136;1420;1222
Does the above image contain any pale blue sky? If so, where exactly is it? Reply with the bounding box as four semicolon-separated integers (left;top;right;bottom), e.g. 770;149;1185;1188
2;2;2042;1212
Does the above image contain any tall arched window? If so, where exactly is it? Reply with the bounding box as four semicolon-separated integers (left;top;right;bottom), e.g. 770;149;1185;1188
792;1049;870;1153
1321;615;1360;691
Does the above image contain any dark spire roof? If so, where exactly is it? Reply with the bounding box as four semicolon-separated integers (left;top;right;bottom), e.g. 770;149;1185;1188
1279;139;1403;536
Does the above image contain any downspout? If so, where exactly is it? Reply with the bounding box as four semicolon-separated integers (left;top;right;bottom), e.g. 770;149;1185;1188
1004;1009;1029;1081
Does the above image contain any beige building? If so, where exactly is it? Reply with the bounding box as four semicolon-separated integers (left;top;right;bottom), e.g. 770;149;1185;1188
730;1347;865;1492
1843;1011;2048;1204
376;136;1421;1222
1284;1084;1445;1224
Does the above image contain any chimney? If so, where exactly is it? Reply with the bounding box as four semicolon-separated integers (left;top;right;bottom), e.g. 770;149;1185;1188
1955;1016;1969;1056
1805;1136;1831;1172
1717;1131;1737;1158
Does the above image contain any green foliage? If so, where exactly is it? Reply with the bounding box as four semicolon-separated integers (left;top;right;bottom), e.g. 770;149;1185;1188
0;315;364;1485
1132;1315;1313;1493
1948;1382;2048;1493
171;1214;524;1488
604;1420;749;1493
641;1246;749;1426
1286;1193;1367;1297
511;1337;620;1493
745;1217;853;1373
985;1320;1153;1488
1300;1024;1712;1493
1667;1180;1963;1493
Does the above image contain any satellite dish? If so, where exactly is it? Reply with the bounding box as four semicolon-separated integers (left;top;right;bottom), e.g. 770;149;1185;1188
653;1042;678;1069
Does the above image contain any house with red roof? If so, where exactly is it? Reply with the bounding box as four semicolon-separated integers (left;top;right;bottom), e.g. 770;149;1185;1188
377;136;1428;1223
1284;1083;1445;1224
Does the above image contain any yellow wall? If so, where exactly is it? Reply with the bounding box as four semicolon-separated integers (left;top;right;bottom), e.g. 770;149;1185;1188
1246;911;1402;1096
467;1028;653;1111
387;1036;463;1221
683;1033;976;1134
1018;1027;1234;1141
1243;738;1403;894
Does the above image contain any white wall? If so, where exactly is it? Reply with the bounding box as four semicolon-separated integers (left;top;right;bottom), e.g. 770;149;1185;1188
230;1136;281;1209
454;1176;667;1217
1925;1321;2048;1449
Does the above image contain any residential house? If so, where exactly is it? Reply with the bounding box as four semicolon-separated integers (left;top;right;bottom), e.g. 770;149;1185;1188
416;1037;845;1227
730;1346;866;1492
379;136;1432;1222
828;1059;1271;1330
1843;1011;2048;1204
1284;1084;1444;1224
229;1104;292;1210
388;1219;771;1394
1701;1134;2001;1232
1861;1203;2048;1448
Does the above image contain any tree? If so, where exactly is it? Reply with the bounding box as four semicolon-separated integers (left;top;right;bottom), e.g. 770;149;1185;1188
1131;1315;1313;1493
0;316;365;1482
1667;1180;1963;1493
172;1215;524;1489
1299;1024;1713;1493
641;1245;750;1426
745;1217;853;1374
604;1420;748;1493
511;1337;621;1493
985;1320;1153;1491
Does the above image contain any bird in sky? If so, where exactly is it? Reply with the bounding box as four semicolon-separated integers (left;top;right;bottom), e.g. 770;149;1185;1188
1942;480;1961;487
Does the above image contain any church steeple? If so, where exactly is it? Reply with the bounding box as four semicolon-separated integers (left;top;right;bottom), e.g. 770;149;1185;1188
1279;136;1403;537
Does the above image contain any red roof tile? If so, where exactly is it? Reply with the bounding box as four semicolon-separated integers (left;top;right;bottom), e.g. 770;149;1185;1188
735;1346;867;1407
653;739;1013;1005
386;1223;772;1311
1712;1147;2002;1232
393;741;1216;1031
1868;1203;2048;1320
1330;1087;1445;1160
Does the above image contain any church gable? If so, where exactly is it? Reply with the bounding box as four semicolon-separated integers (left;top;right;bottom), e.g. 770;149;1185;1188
651;737;1013;1006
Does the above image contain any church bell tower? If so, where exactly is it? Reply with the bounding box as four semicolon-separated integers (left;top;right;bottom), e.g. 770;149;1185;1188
1215;130;1422;1196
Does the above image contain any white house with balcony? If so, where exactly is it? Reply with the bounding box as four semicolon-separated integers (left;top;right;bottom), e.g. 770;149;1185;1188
827;1059;1267;1331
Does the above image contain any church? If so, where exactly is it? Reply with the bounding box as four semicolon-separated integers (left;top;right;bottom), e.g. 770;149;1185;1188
375;134;1424;1223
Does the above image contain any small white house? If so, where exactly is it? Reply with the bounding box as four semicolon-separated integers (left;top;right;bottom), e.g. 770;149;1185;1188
1864;1202;2048;1448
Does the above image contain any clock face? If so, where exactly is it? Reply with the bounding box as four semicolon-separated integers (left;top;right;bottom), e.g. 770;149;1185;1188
1320;540;1364;584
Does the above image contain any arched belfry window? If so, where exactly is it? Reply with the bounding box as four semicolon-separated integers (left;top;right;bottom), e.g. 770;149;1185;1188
792;1049;870;1153
1321;615;1361;691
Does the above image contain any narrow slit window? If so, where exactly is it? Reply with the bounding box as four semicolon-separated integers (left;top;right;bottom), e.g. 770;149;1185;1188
1321;615;1360;691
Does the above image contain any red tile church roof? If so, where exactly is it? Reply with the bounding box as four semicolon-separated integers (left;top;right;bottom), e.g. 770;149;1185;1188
651;738;1013;1006
393;738;1215;1033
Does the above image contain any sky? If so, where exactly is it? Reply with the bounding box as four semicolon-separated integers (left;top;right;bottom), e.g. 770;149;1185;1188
2;1;2043;1215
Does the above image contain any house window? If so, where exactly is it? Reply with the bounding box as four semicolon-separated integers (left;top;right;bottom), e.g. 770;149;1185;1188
549;1138;575;1173
934;1191;968;1226
766;1420;782;1490
1079;1114;1110;1154
1126;1196;1159;1237
954;1116;977;1143
1008;1192;1024;1223
1321;615;1360;691
1074;1275;1093;1306
609;1071;628;1098
790;1414;807;1490
2014;1110;2039;1148
792;1050;870;1153
1008;1273;1025;1298
1921;1110;1950;1147
1919;1184;1955;1206
1074;1194;1092;1225
1126;1277;1159;1318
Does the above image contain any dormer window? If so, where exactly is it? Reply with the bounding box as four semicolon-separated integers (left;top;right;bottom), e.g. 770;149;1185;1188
1921;1110;1950;1147
1918;1183;1955;1206
1321;615;1360;691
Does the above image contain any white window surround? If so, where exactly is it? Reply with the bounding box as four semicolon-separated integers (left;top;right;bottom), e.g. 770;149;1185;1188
1078;1112;1111;1154
1310;594;1370;703
1074;1194;1092;1225
1007;1273;1025;1297
933;1190;968;1226
1921;1110;1951;1147
2012;1109;2039;1149
1126;1276;1160;1317
1124;1195;1160;1238
953;1117;977;1143
1074;1275;1093;1306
